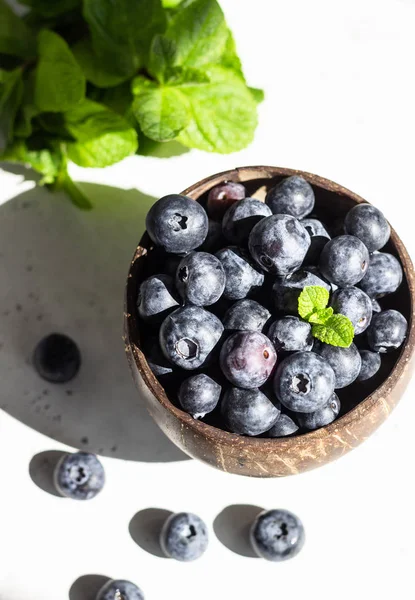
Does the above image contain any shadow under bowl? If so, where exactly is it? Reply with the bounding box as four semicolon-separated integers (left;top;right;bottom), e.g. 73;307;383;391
124;166;415;477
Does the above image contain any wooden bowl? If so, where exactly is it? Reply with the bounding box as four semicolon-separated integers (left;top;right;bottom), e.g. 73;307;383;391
124;166;415;477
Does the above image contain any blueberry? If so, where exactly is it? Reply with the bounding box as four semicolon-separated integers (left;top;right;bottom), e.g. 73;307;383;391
146;194;208;254
265;175;315;219
137;274;179;321
266;413;299;437
220;331;277;389
33;334;81;384
198;219;225;253
248;214;310;275
160;512;209;561
223;299;271;332
144;336;173;378
96;579;144;600
54;452;105;500
372;299;382;313
207;181;246;221
272;269;331;314
302;218;331;264
221;387;280;435
345;203;390;252
250;509;305;561
178;374;221;418
267;316;313;352
216;247;264;300
160;306;223;369
357;350;382;381
314;342;361;388
367;309;407;353
330;287;372;334
358;252;403;298
297;392;340;430
319;235;369;286
176;252;226;306
222;198;272;244
273;352;335;413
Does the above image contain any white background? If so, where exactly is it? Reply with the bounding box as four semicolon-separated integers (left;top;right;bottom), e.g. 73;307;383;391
1;1;415;598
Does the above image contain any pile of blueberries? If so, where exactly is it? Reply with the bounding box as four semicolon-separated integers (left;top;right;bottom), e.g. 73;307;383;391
138;175;408;437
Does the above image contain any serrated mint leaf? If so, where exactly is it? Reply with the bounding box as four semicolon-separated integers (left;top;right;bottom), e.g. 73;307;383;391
312;314;354;348
34;30;85;112
64;99;138;167
72;38;129;88
249;87;265;104
308;307;334;325
83;0;167;77
0;68;23;153
98;82;134;117
219;29;243;79
298;285;330;320
132;83;190;142
19;0;81;17
0;0;36;59
2;139;61;184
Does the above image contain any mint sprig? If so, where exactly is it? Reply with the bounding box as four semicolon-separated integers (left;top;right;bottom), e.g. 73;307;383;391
298;286;354;348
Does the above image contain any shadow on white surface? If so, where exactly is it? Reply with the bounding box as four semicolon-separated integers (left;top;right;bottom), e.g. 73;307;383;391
213;505;264;558
69;574;111;600
0;164;188;463
128;508;173;558
29;450;67;497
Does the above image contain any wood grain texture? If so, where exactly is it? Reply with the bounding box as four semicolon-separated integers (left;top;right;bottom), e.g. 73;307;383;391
124;166;415;477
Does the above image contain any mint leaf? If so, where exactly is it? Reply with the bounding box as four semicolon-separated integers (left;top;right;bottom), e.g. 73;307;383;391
312;314;354;348
83;0;167;77
0;0;36;59
249;87;265;104
0;68;23;153
298;286;330;320
72;38;128;88
308;307;334;325
64;99;138;167
132;82;190;141
34;30;85;112
219;29;243;78
2;139;61;185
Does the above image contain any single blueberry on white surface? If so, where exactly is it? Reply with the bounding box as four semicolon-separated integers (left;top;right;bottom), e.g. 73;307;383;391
160;512;209;561
33;333;81;383
54;452;105;500
250;509;305;561
96;579;144;600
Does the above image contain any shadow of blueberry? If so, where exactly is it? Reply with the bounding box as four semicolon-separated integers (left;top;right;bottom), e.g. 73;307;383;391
29;450;67;497
69;574;111;600
213;504;264;557
129;508;173;558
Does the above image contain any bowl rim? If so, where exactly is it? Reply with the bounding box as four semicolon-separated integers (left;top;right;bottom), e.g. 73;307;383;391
125;165;415;449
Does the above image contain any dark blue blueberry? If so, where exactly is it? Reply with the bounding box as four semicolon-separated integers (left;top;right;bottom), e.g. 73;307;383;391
273;352;335;413
178;374;221;418
198;219;225;253
266;413;299;437
223;299;271;332
357;350;382;381
222;198;272;245
314;342;361;388
250;509;305;561
137;274;179;322
216;247;264;301
345;203;390;252
330;286;372;334
265;175;315;219
96;579;144;600
144;336;173;378
319;235;369;287
220;331;277;389
297;393;340;430
54;452;105;500
268;316;313;352
33;334;81;384
272;269;331;314
176;252;226;306
160;512;209;561
367;309;407;353
146;194;208;254
302;218;331;264
372;299;382;313
159;306;223;369
221;387;280;436
359;252;403;298
248;214;310;275
207;181;246;221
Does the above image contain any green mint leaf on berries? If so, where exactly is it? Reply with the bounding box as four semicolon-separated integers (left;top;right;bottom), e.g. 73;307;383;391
311;314;355;348
298;286;330;320
308;307;333;325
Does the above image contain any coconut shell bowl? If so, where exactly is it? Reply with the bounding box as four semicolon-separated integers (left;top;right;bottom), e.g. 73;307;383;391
124;166;415;477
